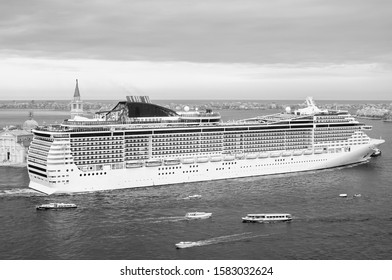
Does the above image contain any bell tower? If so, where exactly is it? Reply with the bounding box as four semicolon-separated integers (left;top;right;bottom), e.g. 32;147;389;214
70;79;83;118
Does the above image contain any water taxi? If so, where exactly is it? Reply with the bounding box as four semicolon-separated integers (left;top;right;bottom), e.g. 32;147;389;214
242;213;292;223
184;194;202;199
185;212;212;220
175;241;198;249
36;202;77;210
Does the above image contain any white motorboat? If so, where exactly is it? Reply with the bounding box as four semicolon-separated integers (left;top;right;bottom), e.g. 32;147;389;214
185;212;212;220
185;194;202;199
36;203;77;210
242;213;292;223
371;148;381;157
339;194;348;197
175;241;199;249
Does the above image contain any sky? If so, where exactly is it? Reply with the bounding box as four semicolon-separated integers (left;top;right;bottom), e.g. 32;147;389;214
0;0;391;100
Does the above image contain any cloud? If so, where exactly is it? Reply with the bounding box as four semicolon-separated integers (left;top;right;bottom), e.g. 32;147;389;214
0;0;391;100
0;57;391;100
0;0;391;64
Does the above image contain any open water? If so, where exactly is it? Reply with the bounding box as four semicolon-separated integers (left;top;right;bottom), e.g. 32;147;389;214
0;109;391;260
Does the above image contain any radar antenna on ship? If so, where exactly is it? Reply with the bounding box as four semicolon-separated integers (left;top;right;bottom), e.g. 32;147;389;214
305;97;316;107
295;97;327;115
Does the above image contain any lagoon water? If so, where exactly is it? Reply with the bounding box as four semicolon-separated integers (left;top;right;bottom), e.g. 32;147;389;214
0;108;391;260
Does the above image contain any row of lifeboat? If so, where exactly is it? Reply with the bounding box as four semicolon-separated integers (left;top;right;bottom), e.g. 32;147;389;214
125;148;327;168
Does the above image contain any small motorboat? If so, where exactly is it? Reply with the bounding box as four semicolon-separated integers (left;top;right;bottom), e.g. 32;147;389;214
175;241;198;249
185;212;212;220
242;213;292;223
371;148;381;157
36;203;77;210
353;194;362;198
339;194;348;198
185;194;202;199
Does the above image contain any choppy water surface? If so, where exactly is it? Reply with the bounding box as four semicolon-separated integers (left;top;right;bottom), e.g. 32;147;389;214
0;112;391;260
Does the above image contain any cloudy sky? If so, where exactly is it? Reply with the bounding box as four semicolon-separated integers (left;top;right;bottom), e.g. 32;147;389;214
0;0;391;100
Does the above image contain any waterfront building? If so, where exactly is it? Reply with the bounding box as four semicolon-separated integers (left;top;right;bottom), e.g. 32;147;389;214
0;128;33;165
0;112;36;165
23;112;39;132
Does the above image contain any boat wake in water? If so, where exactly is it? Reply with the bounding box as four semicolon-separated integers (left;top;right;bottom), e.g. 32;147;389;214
0;188;43;197
177;232;273;249
133;216;188;223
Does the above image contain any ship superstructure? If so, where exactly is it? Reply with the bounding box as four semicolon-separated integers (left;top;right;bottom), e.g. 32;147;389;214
27;96;384;194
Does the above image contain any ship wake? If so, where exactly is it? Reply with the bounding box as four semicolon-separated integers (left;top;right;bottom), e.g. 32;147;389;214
0;188;44;197
177;232;272;249
133;216;188;223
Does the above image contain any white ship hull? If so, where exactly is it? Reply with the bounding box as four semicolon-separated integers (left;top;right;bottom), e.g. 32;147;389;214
29;140;382;195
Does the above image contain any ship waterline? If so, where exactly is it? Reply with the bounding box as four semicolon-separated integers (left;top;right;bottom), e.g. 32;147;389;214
27;96;384;195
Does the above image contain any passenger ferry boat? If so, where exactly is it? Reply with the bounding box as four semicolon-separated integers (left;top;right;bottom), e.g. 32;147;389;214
27;95;384;194
36;202;77;210
242;213;292;223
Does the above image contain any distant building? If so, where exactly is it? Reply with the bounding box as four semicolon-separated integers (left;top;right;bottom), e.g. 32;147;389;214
0;112;36;166
70;79;84;118
23;111;38;132
0;128;33;165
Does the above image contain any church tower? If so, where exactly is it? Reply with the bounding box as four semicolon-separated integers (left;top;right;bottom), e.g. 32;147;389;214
70;79;84;119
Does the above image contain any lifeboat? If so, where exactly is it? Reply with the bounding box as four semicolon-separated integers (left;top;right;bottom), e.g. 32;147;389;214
182;157;195;164
258;152;269;158
235;153;245;160
246;153;258;159
293;150;303;156
270;152;281;157
126;161;144;168
223;155;235;161
314;148;324;154
210;156;222;162
164;158;181;165
145;159;162;167
196;157;209;163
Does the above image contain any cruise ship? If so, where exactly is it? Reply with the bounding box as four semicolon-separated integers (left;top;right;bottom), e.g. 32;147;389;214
27;96;384;194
